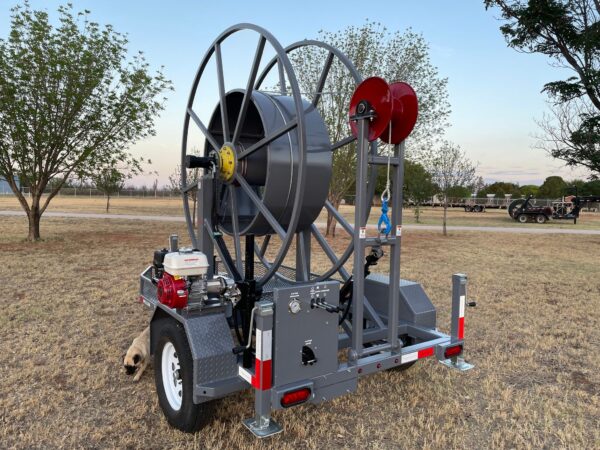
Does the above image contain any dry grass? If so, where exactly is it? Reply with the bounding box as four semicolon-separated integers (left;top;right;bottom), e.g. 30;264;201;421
2;195;600;230
1;216;599;449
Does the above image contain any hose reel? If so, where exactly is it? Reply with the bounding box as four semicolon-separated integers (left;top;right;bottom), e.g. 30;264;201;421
181;24;419;289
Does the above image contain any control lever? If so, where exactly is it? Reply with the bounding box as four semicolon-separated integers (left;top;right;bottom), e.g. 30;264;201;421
467;300;477;307
311;298;340;313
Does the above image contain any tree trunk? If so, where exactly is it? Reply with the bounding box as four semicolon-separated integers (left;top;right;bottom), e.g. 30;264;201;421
192;193;197;228
415;203;421;223
326;197;341;237
106;195;110;213
27;195;42;241
443;195;448;236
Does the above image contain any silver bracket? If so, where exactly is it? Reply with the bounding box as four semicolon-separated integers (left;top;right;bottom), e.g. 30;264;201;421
242;417;283;438
439;356;474;371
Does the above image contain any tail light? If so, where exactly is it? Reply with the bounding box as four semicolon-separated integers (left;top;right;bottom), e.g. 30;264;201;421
444;344;463;359
280;388;311;408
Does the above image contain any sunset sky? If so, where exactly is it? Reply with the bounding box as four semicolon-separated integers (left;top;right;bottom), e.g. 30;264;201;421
0;0;593;187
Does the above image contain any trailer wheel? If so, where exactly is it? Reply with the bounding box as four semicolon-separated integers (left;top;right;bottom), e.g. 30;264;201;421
464;206;472;212
154;318;211;433
535;214;546;224
473;205;482;213
517;214;528;223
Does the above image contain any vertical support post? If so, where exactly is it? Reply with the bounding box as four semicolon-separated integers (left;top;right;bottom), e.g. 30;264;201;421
242;300;282;437
295;229;311;282
350;118;369;361
245;235;255;281
440;273;474;371
450;273;467;343
198;175;214;277
387;142;405;351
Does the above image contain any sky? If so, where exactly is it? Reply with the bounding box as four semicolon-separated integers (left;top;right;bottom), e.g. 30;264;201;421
0;0;593;187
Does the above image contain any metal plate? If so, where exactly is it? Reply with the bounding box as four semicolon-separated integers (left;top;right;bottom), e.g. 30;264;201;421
381;81;419;144
272;282;340;386
349;77;392;142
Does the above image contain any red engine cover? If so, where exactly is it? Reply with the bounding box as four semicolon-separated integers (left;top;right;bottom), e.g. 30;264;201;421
157;273;188;309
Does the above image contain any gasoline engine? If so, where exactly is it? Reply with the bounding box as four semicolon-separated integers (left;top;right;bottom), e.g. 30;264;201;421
152;238;240;311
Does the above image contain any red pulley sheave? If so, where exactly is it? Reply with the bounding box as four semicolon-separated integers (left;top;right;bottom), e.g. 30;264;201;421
380;81;419;145
157;273;188;309
349;77;392;142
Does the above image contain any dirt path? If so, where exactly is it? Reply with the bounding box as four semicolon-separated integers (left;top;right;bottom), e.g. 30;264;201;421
2;210;600;235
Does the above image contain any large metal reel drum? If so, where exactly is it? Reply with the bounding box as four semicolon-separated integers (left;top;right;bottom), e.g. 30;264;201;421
205;90;331;235
181;24;322;286
254;40;379;284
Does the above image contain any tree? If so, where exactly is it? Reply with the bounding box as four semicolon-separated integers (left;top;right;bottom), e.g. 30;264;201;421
484;0;600;177
403;160;436;223
536;99;599;176
538;175;567;198
520;184;540;197
478;181;521;197
168;148;202;226
91;166;128;213
289;21;451;235
428;141;477;236
446;185;472;199
0;3;171;240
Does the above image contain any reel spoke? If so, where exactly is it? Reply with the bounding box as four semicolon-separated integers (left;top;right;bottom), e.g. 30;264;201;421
182;183;197;193
312;52;334;108
233;36;267;144
310;224;350;281
187;107;220;152
277;58;287;95
214;43;230;141
228;185;243;274
258;235;271;257
324;200;354;235
234;173;286;239
331;135;356;151
237;118;298;160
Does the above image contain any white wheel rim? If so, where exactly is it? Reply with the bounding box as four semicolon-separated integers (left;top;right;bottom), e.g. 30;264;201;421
161;342;183;411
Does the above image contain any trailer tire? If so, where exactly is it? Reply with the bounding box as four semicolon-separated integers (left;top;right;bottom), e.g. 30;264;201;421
517;214;528;223
535;214;546;224
464;206;472;212
154;318;211;433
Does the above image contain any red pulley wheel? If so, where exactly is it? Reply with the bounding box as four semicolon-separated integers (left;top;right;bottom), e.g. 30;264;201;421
349;77;392;142
381;81;418;144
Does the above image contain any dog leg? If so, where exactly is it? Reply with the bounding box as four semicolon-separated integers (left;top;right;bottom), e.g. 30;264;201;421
133;361;147;382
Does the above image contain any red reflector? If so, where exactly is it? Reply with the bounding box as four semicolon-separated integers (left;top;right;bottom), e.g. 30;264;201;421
444;344;463;359
280;388;311;408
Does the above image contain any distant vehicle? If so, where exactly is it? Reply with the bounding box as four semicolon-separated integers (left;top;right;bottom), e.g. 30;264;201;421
509;195;600;224
463;203;485;213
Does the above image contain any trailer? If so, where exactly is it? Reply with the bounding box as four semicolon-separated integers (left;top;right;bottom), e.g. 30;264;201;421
509;195;600;224
136;24;475;437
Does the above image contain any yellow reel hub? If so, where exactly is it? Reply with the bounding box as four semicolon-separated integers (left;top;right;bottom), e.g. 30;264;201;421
217;145;236;182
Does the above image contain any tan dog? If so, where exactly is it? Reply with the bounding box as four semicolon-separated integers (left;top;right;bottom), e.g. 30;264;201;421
123;326;150;382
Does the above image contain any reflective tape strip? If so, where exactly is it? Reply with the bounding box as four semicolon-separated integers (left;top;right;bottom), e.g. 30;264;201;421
247;328;272;390
256;329;272;362
458;317;465;340
459;295;465;317
238;366;252;384
401;347;434;364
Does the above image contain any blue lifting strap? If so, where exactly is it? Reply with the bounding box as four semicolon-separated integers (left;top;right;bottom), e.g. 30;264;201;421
378;198;392;236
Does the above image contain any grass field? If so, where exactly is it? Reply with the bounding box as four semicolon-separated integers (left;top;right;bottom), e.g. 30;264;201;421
1;215;599;449
2;195;600;230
